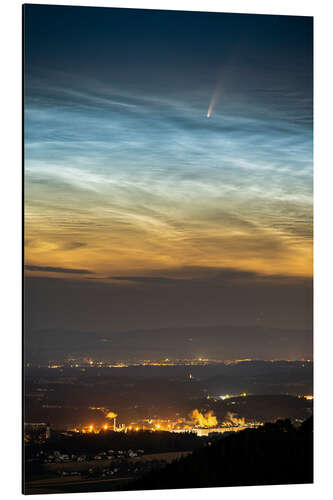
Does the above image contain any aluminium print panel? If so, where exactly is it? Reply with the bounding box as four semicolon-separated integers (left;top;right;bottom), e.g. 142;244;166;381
23;4;313;494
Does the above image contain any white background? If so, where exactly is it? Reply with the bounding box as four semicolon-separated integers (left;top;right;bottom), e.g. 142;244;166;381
0;0;332;498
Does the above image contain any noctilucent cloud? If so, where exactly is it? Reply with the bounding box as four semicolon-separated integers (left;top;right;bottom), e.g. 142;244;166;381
24;6;312;353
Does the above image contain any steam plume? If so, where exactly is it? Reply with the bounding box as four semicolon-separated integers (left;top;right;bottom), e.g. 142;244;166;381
191;409;218;427
226;412;245;426
106;411;117;419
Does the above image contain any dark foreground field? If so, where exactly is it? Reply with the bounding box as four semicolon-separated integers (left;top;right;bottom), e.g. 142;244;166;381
25;451;192;494
25;476;132;495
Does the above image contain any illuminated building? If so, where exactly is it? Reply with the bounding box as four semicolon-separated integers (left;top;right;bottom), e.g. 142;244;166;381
24;422;51;440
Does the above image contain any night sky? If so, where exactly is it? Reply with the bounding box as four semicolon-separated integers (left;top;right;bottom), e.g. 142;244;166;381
24;5;313;362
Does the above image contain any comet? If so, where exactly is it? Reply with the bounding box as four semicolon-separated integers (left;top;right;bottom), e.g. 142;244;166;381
206;64;225;118
206;84;221;118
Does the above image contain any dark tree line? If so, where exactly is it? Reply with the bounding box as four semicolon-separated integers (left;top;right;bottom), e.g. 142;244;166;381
130;417;313;490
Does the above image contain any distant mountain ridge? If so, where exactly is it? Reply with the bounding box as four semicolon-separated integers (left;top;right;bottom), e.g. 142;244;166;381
26;324;313;364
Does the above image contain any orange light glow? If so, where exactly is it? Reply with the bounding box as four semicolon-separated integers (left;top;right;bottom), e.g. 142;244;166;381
106;411;117;419
191;409;218;428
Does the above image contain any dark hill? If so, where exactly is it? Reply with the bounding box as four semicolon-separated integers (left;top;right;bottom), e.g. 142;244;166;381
131;417;313;489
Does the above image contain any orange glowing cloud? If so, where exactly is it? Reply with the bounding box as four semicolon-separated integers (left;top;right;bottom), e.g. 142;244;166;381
191;409;218;427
